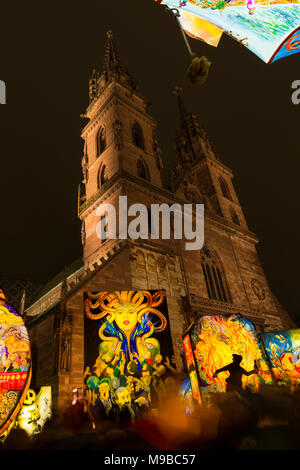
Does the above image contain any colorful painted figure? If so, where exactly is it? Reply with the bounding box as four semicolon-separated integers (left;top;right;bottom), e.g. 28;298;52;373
85;290;167;373
213;354;258;392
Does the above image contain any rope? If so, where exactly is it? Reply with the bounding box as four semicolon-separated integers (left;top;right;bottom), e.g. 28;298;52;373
163;6;211;85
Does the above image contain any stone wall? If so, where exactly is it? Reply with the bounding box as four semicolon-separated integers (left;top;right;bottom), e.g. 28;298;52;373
130;243;187;370
28;311;59;413
57;246;132;412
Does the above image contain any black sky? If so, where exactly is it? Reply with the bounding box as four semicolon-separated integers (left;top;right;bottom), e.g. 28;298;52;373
0;0;299;319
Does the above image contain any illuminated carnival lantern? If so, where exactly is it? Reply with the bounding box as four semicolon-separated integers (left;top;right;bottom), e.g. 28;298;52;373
154;0;300;83
183;313;273;405
15;387;52;437
0;287;31;436
261;328;300;387
84;290;176;417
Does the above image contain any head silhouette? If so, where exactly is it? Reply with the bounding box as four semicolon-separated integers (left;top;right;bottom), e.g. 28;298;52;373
232;354;242;364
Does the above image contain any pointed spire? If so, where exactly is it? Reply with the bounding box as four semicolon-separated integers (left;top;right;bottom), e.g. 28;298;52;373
173;86;188;125
103;30;122;77
86;30;139;101
173;86;201;165
173;86;204;140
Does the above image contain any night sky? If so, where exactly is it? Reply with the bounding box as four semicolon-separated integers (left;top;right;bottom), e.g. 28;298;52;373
0;1;299;320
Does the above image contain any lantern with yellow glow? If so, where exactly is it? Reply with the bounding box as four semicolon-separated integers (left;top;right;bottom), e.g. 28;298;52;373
0;286;31;436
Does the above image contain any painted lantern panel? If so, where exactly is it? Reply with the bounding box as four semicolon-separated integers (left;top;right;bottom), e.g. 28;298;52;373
84;290;176;419
155;1;300;64
183;334;201;403
186;314;273;395
261;328;300;387
0;289;31;435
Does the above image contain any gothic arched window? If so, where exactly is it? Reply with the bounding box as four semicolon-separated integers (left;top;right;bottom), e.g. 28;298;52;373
201;245;231;303
97;127;106;156
137;158;150;181
230;207;240;226
98;164;108;189
219;176;232;201
132;122;145;150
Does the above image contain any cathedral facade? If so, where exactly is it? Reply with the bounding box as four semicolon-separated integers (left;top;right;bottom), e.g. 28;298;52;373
25;32;295;414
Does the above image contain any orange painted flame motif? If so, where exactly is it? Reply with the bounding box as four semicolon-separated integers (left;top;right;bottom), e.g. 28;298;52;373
191;315;273;393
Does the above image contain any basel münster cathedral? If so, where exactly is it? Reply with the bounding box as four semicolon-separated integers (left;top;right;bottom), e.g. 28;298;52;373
3;32;295;413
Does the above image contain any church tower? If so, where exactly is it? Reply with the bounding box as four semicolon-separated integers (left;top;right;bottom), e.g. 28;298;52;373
172;88;293;332
79;31;163;268
172;86;247;231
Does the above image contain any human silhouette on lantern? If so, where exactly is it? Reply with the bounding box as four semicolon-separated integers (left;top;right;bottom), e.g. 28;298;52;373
213;354;258;393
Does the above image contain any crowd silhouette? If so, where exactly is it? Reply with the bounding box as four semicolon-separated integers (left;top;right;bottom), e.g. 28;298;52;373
1;373;300;451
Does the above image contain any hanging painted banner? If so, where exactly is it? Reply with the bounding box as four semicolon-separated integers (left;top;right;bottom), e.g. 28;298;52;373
185;313;273;396
261;328;300;387
0;288;31;436
155;0;300;63
84;290;176;420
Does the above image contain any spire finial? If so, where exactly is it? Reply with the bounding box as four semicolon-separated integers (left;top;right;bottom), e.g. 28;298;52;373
173;86;188;124
103;30;122;76
173;86;183;96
